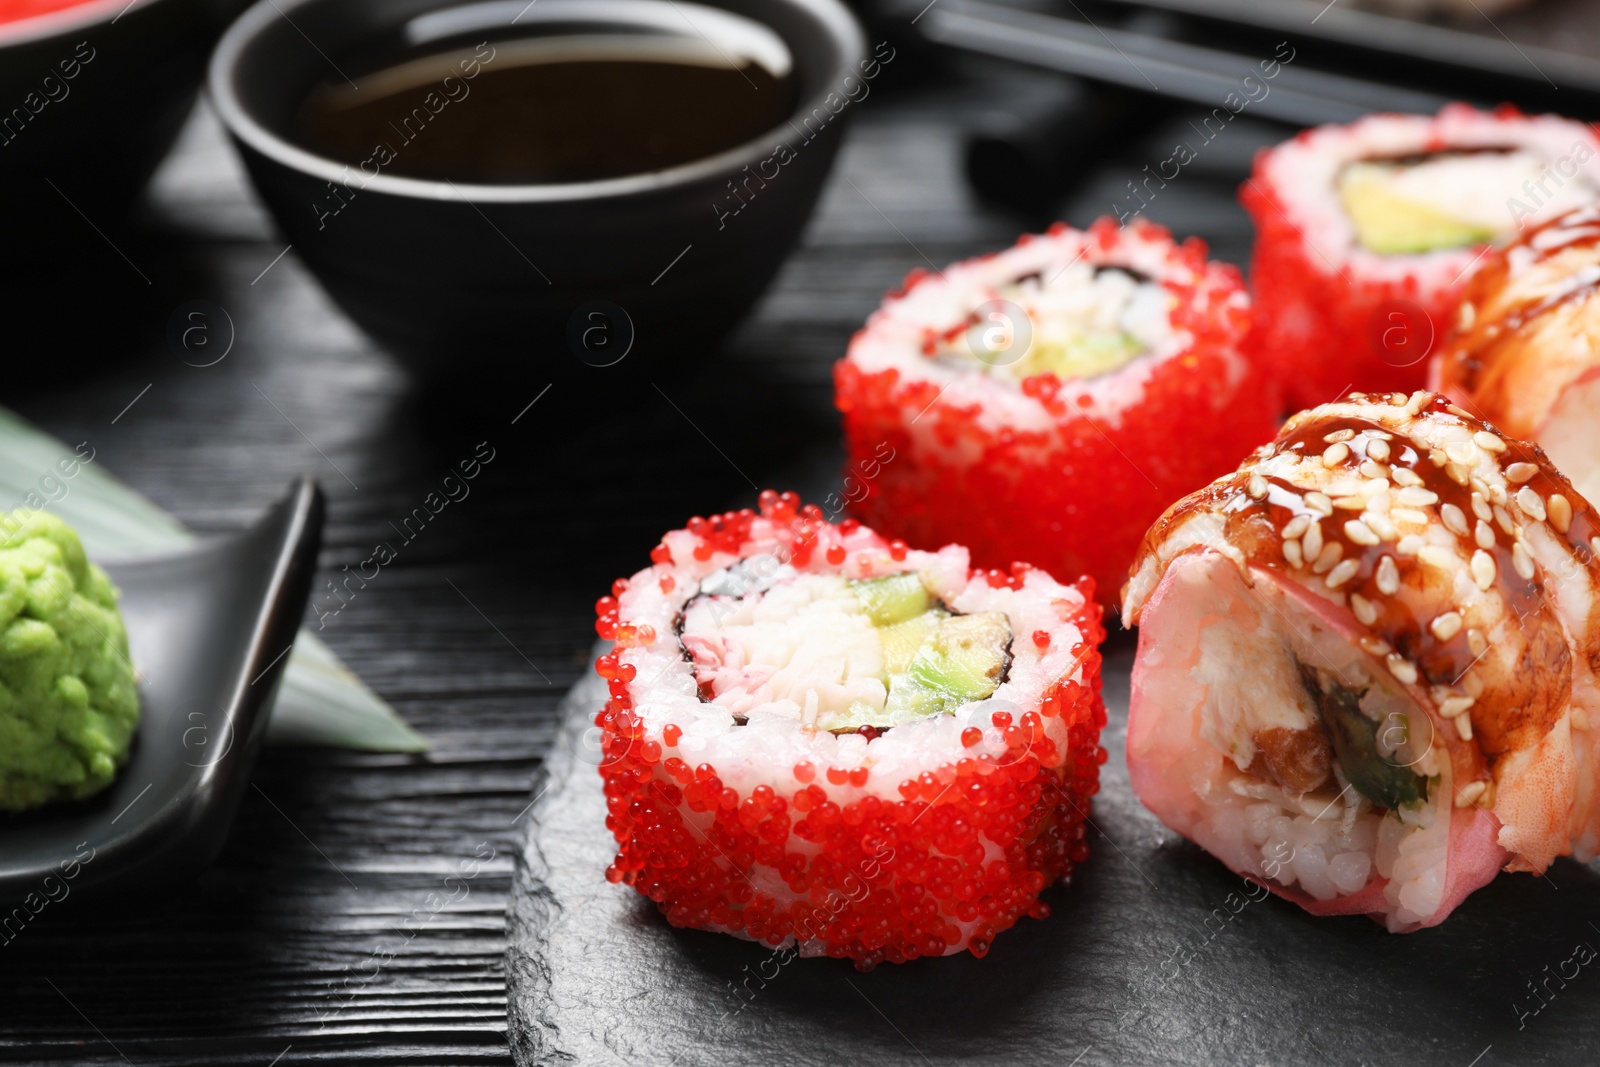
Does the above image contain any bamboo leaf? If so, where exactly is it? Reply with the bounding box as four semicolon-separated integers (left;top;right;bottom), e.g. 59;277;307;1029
0;406;426;752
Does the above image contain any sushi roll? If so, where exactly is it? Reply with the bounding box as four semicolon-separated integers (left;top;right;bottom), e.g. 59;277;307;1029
1243;105;1600;412
833;217;1274;610
594;491;1106;967
1433;205;1600;507
1121;392;1600;931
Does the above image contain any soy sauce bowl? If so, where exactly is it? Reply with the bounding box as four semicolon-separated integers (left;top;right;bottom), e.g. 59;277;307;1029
208;0;867;384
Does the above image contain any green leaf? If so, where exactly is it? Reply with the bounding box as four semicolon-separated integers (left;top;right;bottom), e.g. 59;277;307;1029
0;406;425;753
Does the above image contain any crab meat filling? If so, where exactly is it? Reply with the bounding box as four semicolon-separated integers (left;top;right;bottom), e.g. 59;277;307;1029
679;568;1012;733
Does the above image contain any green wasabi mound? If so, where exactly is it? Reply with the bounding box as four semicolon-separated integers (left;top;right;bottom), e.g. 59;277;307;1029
0;510;138;813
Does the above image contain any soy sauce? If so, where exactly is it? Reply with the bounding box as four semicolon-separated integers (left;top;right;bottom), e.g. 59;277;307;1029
292;34;798;185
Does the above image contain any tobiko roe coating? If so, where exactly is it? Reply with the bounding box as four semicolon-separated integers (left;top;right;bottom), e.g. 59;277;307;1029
0;510;139;812
1242;104;1600;412
833;218;1273;610
595;492;1106;967
1432;205;1600;508
1122;392;1600;931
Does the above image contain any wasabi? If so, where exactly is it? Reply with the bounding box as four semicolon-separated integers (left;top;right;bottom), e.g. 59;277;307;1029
0;510;138;812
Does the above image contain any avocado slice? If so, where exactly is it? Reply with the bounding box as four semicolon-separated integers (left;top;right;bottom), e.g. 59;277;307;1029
907;612;1013;704
850;573;935;627
819;609;1012;733
1298;664;1428;809
1339;162;1497;256
878;608;948;675
1016;330;1144;382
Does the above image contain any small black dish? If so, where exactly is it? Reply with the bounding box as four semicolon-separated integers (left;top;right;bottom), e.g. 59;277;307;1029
0;477;323;901
0;0;234;238
208;0;868;383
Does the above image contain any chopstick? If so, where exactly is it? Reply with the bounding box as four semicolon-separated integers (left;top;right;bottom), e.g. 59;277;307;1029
920;0;1450;127
1083;0;1600;99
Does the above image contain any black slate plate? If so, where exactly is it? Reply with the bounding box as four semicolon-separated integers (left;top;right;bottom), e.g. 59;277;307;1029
509;635;1600;1066
0;477;323;901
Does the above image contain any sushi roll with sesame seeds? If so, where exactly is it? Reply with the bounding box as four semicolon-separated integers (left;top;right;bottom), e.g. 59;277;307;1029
1242;104;1600;412
1433;206;1600;508
1122;391;1600;931
593;491;1107;967
833;217;1275;611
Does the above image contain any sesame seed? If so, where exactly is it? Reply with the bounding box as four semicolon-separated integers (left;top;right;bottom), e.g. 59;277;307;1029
1456;715;1474;742
1345;519;1380;546
1365;512;1399;541
1447;440;1480;466
1494;505;1517;537
1462;669;1484;698
1455;780;1487;808
1350;593;1378;626
1282;539;1304;569
1302;521;1323;562
1326;558;1361;588
1517;486;1547;521
1334;496;1367;510
1282;514;1311;540
1593;535;1600;557
1359;634;1393;656
1386;652;1419;685
1392;508;1431;526
1367;430;1394;440
1458;302;1476;331
1359;459;1388;480
1513;540;1535;581
1368;440;1391;462
1506;462;1538;483
1471;549;1496;590
1396;486;1440;508
1389;392;1408;407
1312;542;1343;574
1404;391;1429;416
1430;611;1463;641
1419;545;1455;569
1467;629;1487;657
1376;555;1400;595
1324;429;1356;443
1397;534;1424;557
1471;492;1492;522
1305;491;1334;517
1440;695;1475;718
1428;449;1448;468
1440;503;1468;535
1323;442;1351;467
1248;473;1268;500
1489;483;1508;506
1445;462;1471;487
1362;478;1391;500
1392;467;1424;487
1473;431;1507;453
1475;521;1495;550
1329;477;1363;497
1549;494;1573;534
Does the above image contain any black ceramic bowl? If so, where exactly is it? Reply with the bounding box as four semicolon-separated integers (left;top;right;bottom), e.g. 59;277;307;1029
209;0;867;382
0;0;230;240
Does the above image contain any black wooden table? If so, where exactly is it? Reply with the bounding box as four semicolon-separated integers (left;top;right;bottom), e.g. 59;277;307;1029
0;33;1410;1063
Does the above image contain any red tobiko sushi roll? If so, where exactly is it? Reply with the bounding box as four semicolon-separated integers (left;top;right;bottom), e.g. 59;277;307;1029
1242;104;1600;413
594;491;1106;968
833;217;1273;611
